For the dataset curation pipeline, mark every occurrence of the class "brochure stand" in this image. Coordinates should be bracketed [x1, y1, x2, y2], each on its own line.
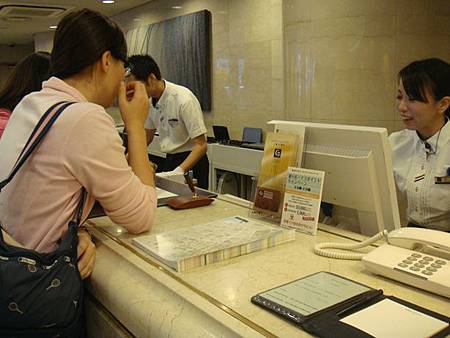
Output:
[248, 176, 281, 225]
[248, 131, 301, 224]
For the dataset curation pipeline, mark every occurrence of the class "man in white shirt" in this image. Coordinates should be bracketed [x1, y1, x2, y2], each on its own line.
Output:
[126, 55, 209, 188]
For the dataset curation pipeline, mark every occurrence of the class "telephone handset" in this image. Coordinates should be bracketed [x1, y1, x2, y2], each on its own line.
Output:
[314, 228, 450, 298]
[386, 228, 450, 259]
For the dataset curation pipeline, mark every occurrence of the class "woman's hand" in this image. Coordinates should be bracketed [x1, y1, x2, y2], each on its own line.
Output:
[118, 80, 155, 187]
[77, 229, 96, 279]
[118, 80, 149, 129]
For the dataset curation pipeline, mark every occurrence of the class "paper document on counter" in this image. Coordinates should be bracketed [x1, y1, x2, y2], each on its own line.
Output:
[341, 298, 448, 338]
[156, 187, 177, 199]
[132, 216, 295, 272]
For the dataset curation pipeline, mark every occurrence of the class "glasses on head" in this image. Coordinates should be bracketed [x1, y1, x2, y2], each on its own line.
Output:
[124, 66, 132, 79]
[124, 61, 134, 80]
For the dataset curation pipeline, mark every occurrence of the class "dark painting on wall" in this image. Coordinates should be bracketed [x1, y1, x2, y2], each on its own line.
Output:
[126, 10, 211, 111]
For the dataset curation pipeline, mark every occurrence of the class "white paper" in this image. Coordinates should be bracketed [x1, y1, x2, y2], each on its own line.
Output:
[341, 298, 448, 338]
[156, 187, 177, 199]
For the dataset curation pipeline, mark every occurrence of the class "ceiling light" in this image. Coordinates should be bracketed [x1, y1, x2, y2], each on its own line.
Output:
[49, 25, 57, 29]
[171, 6, 182, 9]
[102, 0, 115, 4]
[4, 16, 28, 22]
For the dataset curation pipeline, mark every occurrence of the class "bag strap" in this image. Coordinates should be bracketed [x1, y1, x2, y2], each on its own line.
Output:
[0, 101, 86, 225]
[75, 189, 86, 226]
[0, 101, 76, 190]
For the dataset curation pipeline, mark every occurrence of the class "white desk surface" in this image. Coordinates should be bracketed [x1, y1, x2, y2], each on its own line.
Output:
[207, 143, 263, 191]
[86, 195, 449, 338]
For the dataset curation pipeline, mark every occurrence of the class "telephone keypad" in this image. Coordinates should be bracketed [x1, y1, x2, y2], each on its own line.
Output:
[395, 252, 449, 280]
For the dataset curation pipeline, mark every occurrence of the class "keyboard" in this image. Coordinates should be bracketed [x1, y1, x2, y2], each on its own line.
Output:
[218, 140, 243, 146]
[241, 142, 265, 150]
[229, 140, 243, 146]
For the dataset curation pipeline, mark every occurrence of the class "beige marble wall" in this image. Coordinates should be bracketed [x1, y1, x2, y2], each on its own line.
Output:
[0, 44, 34, 87]
[113, 0, 284, 140]
[33, 31, 54, 53]
[34, 1, 449, 137]
[284, 0, 450, 133]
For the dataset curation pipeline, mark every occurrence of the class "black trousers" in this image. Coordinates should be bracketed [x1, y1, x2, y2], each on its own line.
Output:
[164, 151, 209, 189]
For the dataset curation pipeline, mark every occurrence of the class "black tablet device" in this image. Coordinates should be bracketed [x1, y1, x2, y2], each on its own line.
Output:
[251, 271, 373, 324]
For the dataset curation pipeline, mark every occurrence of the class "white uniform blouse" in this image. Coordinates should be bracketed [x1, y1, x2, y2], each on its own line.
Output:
[389, 120, 450, 231]
[144, 80, 207, 154]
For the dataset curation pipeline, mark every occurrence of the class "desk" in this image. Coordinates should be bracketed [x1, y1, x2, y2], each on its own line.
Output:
[85, 195, 449, 337]
[148, 139, 263, 197]
[207, 143, 263, 194]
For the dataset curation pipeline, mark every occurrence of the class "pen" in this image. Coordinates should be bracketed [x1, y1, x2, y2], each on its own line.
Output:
[184, 171, 197, 196]
[337, 289, 383, 318]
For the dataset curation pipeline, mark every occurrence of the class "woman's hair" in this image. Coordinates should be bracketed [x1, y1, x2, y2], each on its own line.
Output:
[399, 58, 450, 118]
[127, 54, 162, 81]
[0, 51, 51, 112]
[50, 8, 127, 79]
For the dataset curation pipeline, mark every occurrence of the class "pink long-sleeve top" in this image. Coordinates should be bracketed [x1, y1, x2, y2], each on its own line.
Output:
[0, 107, 11, 139]
[0, 77, 156, 252]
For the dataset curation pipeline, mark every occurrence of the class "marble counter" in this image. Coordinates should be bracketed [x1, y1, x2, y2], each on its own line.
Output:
[86, 195, 449, 337]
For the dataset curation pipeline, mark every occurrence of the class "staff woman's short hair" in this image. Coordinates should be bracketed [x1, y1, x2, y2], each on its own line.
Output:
[399, 58, 450, 118]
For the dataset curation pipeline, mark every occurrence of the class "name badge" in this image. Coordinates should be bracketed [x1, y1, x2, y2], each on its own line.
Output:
[435, 176, 450, 184]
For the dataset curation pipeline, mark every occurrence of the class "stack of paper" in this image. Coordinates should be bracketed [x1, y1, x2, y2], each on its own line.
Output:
[132, 216, 296, 272]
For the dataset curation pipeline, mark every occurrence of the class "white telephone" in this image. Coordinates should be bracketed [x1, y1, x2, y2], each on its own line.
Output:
[314, 228, 450, 298]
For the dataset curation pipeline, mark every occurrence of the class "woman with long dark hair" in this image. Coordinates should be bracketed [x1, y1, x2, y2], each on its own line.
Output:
[0, 51, 50, 138]
[0, 7, 157, 290]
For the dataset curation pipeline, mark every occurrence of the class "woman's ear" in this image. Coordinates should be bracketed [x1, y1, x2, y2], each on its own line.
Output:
[438, 96, 450, 115]
[147, 73, 156, 87]
[100, 51, 113, 73]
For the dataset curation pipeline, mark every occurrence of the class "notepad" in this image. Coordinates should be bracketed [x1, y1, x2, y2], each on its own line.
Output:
[341, 298, 448, 338]
[132, 216, 295, 272]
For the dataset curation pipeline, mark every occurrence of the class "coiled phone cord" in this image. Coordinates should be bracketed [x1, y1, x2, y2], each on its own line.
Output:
[314, 230, 388, 260]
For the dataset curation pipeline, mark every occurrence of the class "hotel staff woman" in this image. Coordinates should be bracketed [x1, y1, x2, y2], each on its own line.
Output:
[390, 58, 450, 232]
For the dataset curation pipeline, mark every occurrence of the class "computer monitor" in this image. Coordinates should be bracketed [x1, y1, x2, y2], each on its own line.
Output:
[242, 127, 262, 144]
[213, 126, 230, 142]
[268, 120, 401, 236]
